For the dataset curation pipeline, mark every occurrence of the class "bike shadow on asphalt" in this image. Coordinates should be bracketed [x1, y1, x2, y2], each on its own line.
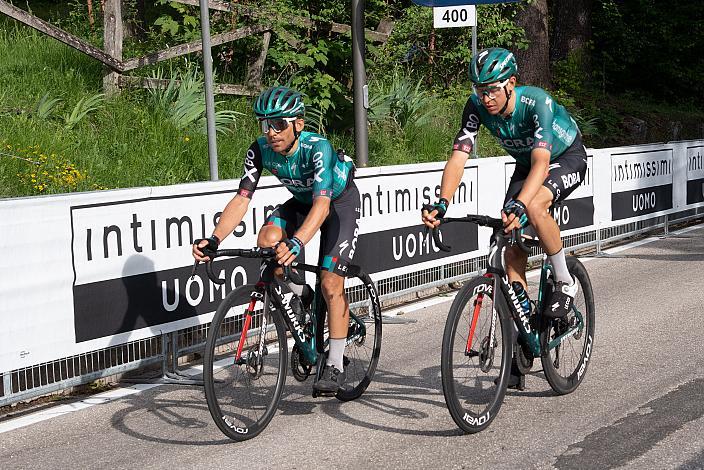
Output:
[107, 364, 564, 443]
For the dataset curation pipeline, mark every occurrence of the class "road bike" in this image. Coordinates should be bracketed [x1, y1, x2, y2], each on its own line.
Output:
[193, 245, 382, 441]
[432, 215, 595, 433]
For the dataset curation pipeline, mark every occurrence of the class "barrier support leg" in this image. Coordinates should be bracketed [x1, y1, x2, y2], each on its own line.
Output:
[121, 332, 203, 386]
[3, 372, 12, 400]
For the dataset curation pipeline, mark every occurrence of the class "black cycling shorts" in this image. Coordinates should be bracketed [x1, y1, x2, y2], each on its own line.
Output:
[265, 184, 361, 277]
[504, 134, 588, 205]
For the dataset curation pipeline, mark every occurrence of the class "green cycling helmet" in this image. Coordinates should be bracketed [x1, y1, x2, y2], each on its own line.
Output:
[469, 47, 518, 85]
[253, 86, 305, 119]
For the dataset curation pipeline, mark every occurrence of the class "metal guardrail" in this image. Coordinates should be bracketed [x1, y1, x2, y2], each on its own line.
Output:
[2, 209, 703, 408]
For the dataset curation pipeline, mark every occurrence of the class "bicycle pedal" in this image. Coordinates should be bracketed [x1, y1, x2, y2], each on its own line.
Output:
[465, 349, 480, 358]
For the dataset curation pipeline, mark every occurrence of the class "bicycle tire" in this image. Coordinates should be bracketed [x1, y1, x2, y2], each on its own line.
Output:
[441, 276, 512, 433]
[204, 285, 287, 441]
[540, 256, 595, 395]
[336, 276, 383, 402]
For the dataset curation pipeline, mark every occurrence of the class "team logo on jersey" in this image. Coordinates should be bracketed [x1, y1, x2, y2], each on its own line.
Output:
[243, 149, 258, 182]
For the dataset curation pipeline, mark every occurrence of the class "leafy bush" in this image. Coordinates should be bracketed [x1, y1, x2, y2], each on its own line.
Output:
[147, 67, 243, 134]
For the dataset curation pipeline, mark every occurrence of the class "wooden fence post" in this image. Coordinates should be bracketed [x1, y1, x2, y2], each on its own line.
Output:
[103, 0, 123, 95]
[246, 31, 271, 89]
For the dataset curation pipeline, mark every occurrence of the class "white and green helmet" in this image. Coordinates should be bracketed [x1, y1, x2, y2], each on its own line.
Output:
[469, 47, 518, 85]
[253, 86, 305, 119]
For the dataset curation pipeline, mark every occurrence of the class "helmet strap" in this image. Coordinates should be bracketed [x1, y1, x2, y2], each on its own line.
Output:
[499, 87, 513, 116]
[283, 126, 300, 154]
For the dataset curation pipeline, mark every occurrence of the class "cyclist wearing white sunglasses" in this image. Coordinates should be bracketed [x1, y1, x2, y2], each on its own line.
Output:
[424, 47, 587, 321]
[193, 86, 358, 394]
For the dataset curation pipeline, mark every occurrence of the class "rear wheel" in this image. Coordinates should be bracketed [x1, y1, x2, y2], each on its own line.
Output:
[441, 276, 512, 433]
[336, 274, 382, 402]
[204, 285, 287, 441]
[540, 257, 595, 395]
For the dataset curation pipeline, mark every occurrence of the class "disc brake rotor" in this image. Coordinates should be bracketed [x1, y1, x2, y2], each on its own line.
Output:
[479, 335, 496, 373]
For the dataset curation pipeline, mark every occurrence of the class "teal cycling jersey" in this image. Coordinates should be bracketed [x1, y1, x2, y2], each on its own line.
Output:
[237, 131, 355, 204]
[453, 86, 580, 167]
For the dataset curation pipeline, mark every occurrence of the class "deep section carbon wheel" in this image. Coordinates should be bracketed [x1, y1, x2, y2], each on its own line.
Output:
[540, 256, 595, 395]
[204, 285, 287, 441]
[335, 274, 382, 402]
[441, 276, 512, 433]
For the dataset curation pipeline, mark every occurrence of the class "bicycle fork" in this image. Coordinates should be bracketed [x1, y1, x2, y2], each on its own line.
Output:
[234, 288, 268, 372]
[465, 274, 498, 360]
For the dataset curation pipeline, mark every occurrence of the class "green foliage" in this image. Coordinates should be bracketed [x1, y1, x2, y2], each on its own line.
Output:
[370, 4, 528, 89]
[33, 93, 63, 120]
[63, 93, 105, 129]
[153, 0, 201, 43]
[369, 74, 433, 129]
[147, 67, 243, 134]
[592, 0, 704, 102]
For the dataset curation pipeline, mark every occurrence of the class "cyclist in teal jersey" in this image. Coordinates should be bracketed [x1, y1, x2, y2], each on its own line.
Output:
[423, 47, 587, 322]
[193, 86, 358, 393]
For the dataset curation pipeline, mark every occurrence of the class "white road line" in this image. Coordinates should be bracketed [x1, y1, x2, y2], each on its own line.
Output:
[1, 223, 700, 433]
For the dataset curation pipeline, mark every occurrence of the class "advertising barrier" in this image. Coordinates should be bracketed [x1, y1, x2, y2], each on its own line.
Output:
[1, 140, 703, 404]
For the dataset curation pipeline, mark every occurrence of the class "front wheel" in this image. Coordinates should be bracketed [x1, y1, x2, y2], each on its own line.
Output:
[336, 274, 382, 402]
[540, 256, 595, 395]
[204, 285, 287, 441]
[441, 276, 512, 433]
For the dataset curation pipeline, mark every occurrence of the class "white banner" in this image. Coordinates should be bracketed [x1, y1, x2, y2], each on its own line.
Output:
[608, 147, 675, 221]
[686, 144, 704, 205]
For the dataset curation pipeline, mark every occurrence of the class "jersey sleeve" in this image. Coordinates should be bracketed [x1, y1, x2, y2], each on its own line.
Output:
[530, 93, 556, 152]
[237, 141, 264, 199]
[311, 139, 335, 199]
[452, 97, 482, 155]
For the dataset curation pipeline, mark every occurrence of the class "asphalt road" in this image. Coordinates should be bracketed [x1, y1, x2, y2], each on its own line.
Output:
[1, 225, 704, 470]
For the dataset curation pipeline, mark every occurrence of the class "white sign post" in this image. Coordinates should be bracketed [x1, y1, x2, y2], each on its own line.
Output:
[433, 5, 476, 28]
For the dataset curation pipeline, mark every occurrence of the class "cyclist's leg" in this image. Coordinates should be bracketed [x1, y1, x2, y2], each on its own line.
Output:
[315, 186, 360, 391]
[535, 136, 588, 317]
[259, 199, 308, 293]
[503, 169, 534, 389]
[258, 198, 304, 247]
[504, 166, 530, 288]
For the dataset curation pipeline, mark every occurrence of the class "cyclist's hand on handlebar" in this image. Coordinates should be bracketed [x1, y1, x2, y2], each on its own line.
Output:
[502, 199, 528, 233]
[192, 236, 219, 262]
[275, 237, 303, 266]
[421, 198, 448, 228]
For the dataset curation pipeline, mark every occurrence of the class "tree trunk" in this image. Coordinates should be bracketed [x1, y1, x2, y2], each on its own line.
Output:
[87, 0, 94, 33]
[551, 0, 593, 62]
[513, 0, 551, 88]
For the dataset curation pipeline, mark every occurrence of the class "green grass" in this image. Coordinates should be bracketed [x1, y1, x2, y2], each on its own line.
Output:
[0, 20, 526, 198]
[0, 20, 486, 198]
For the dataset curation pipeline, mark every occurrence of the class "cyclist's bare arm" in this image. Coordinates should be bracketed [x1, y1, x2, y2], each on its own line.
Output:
[422, 150, 469, 228]
[192, 194, 250, 261]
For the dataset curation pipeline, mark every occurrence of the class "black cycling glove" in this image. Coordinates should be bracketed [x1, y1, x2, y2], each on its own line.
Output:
[423, 198, 449, 219]
[503, 199, 529, 228]
[194, 235, 220, 255]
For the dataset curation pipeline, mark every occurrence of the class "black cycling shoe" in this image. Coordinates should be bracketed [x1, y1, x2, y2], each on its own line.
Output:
[545, 276, 578, 319]
[313, 365, 346, 393]
[494, 360, 525, 390]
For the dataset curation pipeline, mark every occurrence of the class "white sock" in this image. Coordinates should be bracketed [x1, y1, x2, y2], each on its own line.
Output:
[548, 248, 573, 284]
[326, 338, 346, 371]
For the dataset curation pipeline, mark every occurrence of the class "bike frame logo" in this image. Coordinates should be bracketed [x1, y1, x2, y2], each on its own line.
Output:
[273, 284, 306, 342]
